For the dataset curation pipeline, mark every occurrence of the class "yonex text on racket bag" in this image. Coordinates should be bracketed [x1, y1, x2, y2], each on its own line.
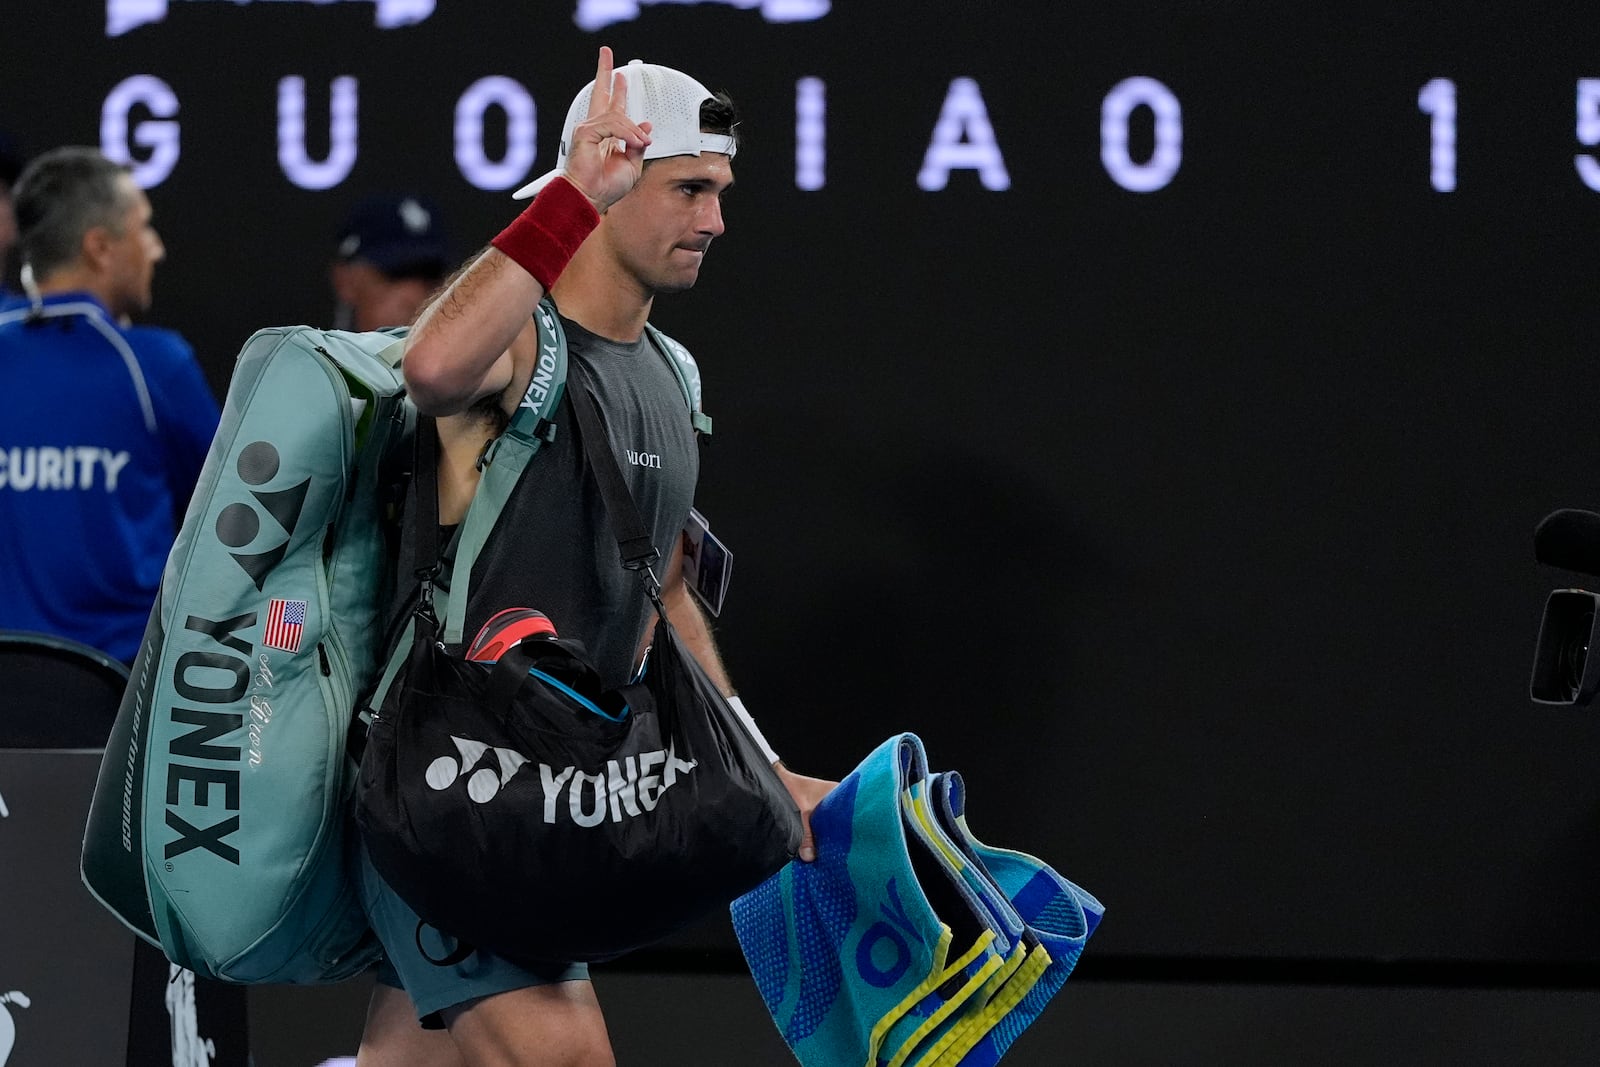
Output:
[80, 325, 414, 984]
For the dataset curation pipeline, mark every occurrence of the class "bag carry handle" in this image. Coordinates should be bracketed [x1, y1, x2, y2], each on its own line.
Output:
[485, 643, 539, 716]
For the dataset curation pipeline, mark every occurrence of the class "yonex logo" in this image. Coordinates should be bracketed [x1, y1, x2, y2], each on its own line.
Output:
[426, 736, 528, 804]
[541, 743, 698, 827]
[574, 0, 829, 31]
[163, 611, 256, 866]
[519, 332, 561, 417]
[425, 734, 698, 826]
[107, 0, 434, 37]
[214, 441, 310, 591]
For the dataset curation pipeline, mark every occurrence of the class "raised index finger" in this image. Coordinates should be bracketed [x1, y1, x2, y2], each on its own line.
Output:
[589, 45, 615, 117]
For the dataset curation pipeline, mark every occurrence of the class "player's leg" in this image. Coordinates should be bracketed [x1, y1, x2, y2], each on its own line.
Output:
[354, 837, 601, 1066]
[441, 982, 615, 1067]
[356, 982, 465, 1067]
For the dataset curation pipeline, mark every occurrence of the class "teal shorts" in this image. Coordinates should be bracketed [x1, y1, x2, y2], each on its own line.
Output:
[354, 839, 588, 1027]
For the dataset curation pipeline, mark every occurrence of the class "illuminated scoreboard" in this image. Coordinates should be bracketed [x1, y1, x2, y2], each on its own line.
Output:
[69, 3, 1600, 203]
[96, 66, 1189, 195]
[90, 35, 1600, 198]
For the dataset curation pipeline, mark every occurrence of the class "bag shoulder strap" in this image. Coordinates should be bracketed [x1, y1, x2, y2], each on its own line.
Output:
[643, 321, 712, 436]
[564, 358, 669, 619]
[440, 300, 568, 643]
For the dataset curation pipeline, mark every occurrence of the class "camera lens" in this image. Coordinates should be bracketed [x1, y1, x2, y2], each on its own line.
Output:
[1531, 590, 1600, 705]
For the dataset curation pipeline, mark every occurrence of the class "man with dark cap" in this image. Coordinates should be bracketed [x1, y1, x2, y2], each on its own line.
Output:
[330, 192, 451, 330]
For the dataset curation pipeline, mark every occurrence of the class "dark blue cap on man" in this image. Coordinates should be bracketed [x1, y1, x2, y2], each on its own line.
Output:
[335, 194, 450, 280]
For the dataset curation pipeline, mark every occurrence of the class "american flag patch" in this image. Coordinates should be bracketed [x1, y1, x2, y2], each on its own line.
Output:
[264, 598, 307, 654]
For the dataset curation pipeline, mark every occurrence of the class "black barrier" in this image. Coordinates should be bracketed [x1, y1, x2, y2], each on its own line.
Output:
[0, 750, 248, 1066]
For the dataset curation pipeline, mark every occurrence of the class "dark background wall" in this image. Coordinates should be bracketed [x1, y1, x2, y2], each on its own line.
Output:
[7, 2, 1600, 1058]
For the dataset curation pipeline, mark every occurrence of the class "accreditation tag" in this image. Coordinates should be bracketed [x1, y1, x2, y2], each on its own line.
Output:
[682, 507, 733, 617]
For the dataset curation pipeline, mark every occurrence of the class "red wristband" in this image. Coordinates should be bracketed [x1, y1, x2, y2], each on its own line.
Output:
[490, 176, 601, 291]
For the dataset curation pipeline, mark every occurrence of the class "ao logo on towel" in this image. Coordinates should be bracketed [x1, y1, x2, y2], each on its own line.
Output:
[213, 442, 310, 591]
[854, 877, 923, 989]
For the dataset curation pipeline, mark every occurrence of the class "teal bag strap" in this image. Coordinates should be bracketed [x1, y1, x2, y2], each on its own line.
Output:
[644, 322, 713, 437]
[442, 299, 569, 644]
[376, 332, 407, 371]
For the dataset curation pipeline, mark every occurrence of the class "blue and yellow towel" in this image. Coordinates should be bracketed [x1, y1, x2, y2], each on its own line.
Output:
[730, 734, 1101, 1066]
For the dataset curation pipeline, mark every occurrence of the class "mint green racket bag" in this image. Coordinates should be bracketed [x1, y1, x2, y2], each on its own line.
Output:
[81, 325, 412, 983]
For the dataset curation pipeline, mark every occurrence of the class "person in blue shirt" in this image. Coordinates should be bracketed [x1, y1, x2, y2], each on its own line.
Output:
[0, 147, 220, 663]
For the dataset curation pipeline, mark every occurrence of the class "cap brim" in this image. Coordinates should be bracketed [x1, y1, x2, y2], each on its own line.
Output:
[511, 169, 561, 201]
[354, 238, 451, 276]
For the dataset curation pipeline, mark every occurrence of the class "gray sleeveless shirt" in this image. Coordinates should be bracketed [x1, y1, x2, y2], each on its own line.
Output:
[460, 314, 701, 687]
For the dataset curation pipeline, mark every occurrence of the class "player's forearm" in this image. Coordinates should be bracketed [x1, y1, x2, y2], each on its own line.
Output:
[404, 177, 600, 415]
[661, 574, 784, 766]
[404, 247, 544, 415]
[662, 575, 733, 693]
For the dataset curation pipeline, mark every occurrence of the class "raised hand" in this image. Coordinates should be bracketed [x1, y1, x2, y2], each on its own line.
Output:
[562, 45, 653, 213]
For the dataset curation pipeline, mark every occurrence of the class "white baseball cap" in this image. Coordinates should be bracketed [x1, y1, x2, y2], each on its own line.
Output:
[512, 59, 737, 200]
